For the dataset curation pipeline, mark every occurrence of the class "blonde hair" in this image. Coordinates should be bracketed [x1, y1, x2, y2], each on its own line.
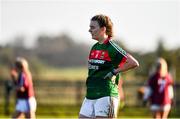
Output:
[15, 57, 32, 80]
[15, 57, 29, 71]
[156, 57, 168, 77]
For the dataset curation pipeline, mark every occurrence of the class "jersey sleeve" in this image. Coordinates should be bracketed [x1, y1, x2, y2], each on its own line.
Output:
[109, 40, 127, 68]
[19, 73, 30, 88]
[167, 73, 173, 85]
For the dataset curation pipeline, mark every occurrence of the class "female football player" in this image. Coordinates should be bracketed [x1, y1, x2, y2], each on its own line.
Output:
[143, 57, 174, 119]
[12, 57, 37, 119]
[79, 14, 139, 118]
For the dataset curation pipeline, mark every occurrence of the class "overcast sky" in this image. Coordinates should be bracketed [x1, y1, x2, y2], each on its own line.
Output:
[1, 0, 179, 52]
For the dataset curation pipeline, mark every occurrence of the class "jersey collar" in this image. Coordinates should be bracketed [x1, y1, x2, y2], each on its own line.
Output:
[103, 37, 111, 44]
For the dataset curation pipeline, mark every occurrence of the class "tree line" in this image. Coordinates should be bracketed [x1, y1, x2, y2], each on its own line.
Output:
[0, 33, 179, 82]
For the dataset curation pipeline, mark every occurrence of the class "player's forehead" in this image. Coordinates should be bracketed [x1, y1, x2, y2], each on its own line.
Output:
[89, 20, 100, 28]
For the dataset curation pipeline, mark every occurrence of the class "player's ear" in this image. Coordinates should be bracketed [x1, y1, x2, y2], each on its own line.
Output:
[101, 26, 106, 33]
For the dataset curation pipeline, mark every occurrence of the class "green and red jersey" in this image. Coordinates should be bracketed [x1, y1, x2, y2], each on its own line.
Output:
[86, 38, 127, 99]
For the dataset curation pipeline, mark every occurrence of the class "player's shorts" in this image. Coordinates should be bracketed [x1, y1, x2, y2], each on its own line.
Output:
[150, 104, 171, 111]
[79, 96, 119, 118]
[16, 97, 37, 112]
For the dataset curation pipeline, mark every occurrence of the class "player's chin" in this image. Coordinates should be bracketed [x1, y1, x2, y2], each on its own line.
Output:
[91, 34, 96, 39]
[92, 37, 98, 41]
[91, 35, 95, 39]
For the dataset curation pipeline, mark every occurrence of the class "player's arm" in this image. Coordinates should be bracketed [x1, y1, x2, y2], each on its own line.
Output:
[114, 53, 139, 73]
[16, 86, 25, 92]
[10, 68, 18, 84]
[16, 74, 26, 92]
[104, 54, 139, 79]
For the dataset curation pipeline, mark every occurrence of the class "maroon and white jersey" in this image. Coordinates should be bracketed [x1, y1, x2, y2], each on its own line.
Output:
[17, 72, 35, 99]
[148, 72, 173, 105]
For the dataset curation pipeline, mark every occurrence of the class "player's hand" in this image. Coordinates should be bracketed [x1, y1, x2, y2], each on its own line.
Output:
[104, 69, 117, 80]
[104, 72, 114, 79]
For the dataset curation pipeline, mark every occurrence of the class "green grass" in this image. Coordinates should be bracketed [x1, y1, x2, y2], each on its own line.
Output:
[36, 104, 80, 118]
[1, 103, 179, 118]
[118, 106, 151, 118]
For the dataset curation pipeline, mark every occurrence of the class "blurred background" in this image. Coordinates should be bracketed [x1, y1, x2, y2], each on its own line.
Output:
[0, 0, 179, 118]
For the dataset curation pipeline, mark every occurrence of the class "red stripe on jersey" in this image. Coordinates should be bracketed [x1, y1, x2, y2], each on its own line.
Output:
[89, 50, 111, 61]
[118, 56, 127, 68]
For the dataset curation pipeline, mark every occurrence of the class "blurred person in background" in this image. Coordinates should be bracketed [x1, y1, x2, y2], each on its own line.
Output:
[143, 57, 174, 119]
[79, 14, 139, 118]
[11, 57, 37, 119]
[4, 66, 17, 115]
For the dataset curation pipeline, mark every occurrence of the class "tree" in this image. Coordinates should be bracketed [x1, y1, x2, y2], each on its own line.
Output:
[10, 35, 26, 49]
[156, 37, 167, 57]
